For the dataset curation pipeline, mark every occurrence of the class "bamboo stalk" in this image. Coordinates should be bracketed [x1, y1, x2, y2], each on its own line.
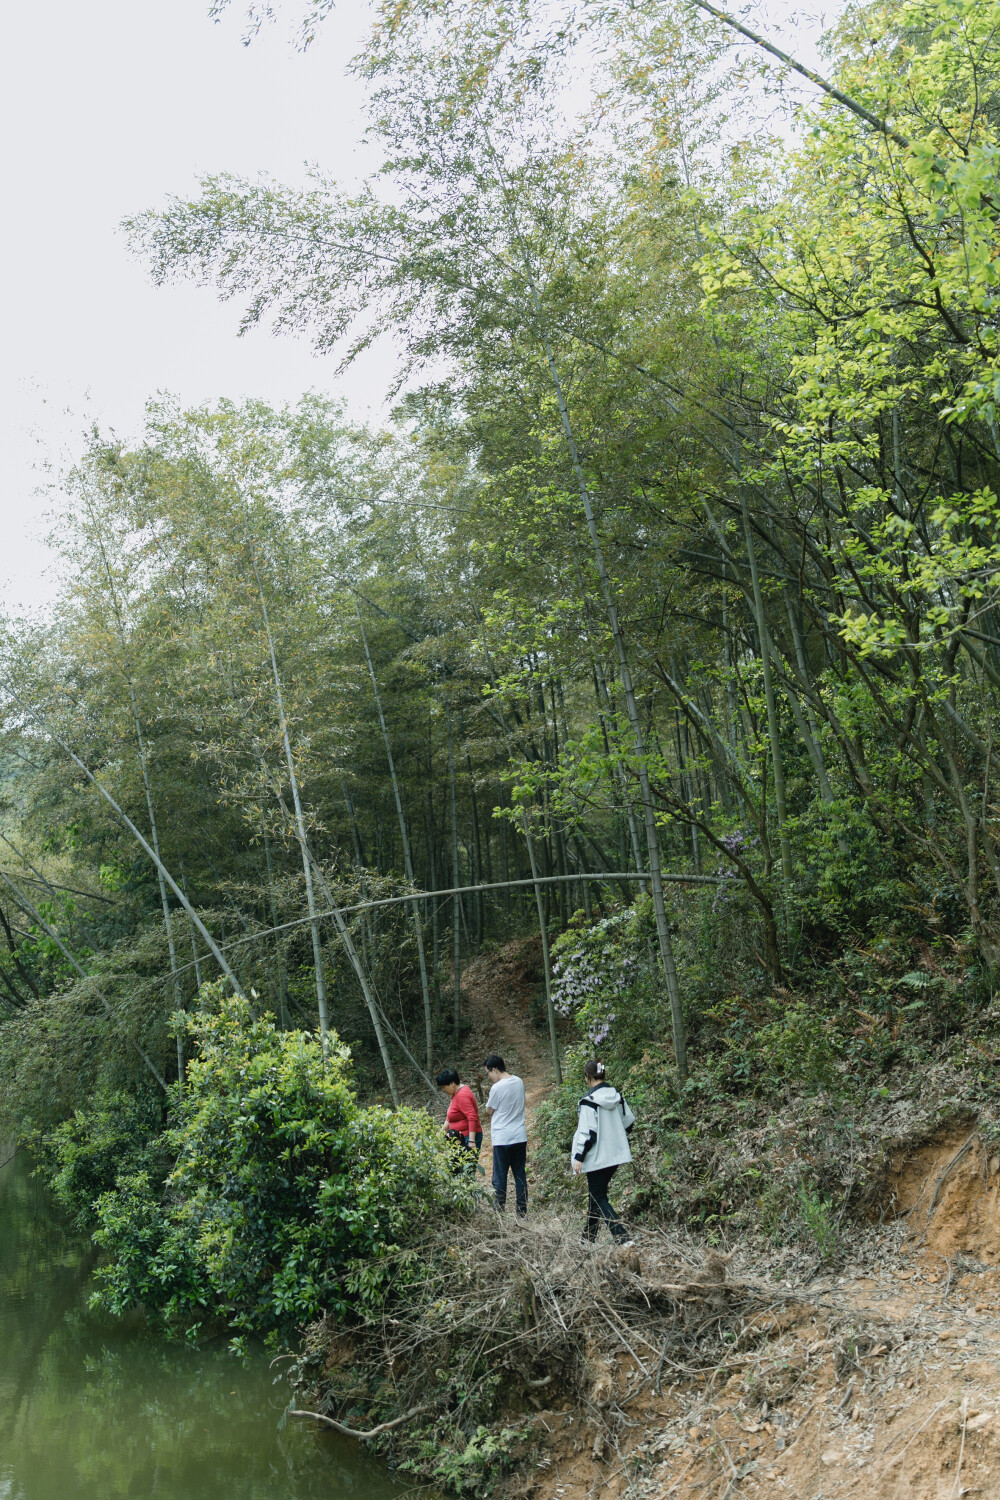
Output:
[355, 598, 434, 1072]
[13, 697, 245, 996]
[89, 521, 185, 1079]
[446, 710, 462, 1037]
[252, 560, 330, 1045]
[165, 871, 720, 979]
[526, 277, 688, 1083]
[300, 846, 401, 1106]
[0, 868, 167, 1090]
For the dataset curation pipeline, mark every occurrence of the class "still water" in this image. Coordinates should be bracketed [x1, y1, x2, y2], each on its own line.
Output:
[0, 1151, 417, 1500]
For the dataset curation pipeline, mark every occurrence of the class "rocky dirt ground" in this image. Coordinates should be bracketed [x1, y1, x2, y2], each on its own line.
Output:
[443, 944, 1000, 1500]
[500, 1129, 1000, 1500]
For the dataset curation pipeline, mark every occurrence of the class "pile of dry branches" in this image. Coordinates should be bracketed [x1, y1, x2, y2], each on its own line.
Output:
[288, 1204, 807, 1465]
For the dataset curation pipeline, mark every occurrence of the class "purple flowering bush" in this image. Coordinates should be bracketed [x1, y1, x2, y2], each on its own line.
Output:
[534, 897, 673, 1206]
[551, 907, 643, 1051]
[547, 894, 681, 1083]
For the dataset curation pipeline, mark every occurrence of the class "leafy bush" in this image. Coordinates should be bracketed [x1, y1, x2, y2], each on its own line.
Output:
[550, 897, 673, 1061]
[92, 988, 468, 1336]
[795, 1184, 840, 1259]
[38, 1086, 168, 1228]
[752, 1005, 843, 1093]
[403, 1422, 525, 1493]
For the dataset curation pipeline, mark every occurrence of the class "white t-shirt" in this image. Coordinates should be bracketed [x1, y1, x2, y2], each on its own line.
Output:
[486, 1075, 527, 1145]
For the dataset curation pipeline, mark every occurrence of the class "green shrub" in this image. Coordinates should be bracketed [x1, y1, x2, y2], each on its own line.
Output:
[92, 988, 468, 1336]
[795, 1184, 840, 1259]
[424, 1425, 525, 1493]
[39, 1086, 168, 1228]
[752, 1005, 843, 1092]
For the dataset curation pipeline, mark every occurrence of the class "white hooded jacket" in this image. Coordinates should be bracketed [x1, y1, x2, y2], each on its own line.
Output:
[570, 1084, 635, 1172]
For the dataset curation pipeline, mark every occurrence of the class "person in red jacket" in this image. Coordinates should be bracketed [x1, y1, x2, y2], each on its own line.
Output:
[436, 1069, 483, 1168]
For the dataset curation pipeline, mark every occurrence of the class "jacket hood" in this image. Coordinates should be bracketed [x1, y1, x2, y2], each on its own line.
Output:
[587, 1084, 623, 1109]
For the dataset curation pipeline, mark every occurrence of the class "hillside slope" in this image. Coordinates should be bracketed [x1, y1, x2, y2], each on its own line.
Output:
[427, 945, 1000, 1499]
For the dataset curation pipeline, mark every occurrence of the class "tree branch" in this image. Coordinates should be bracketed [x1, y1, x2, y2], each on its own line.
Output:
[690, 0, 910, 149]
[289, 1404, 431, 1440]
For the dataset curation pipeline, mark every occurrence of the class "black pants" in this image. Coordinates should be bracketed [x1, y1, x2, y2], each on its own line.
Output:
[492, 1142, 527, 1216]
[584, 1165, 627, 1241]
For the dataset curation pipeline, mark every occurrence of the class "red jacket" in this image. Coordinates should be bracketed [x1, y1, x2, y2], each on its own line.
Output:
[445, 1084, 481, 1138]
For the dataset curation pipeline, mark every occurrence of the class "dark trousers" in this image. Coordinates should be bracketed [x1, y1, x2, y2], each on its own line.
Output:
[492, 1142, 527, 1216]
[585, 1165, 627, 1241]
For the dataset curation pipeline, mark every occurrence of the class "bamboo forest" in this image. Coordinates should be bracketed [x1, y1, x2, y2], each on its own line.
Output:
[6, 0, 1000, 1494]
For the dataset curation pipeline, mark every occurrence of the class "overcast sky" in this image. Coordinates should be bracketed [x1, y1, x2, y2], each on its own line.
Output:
[0, 0, 384, 612]
[0, 0, 827, 615]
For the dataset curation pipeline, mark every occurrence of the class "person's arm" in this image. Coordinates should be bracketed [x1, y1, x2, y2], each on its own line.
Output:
[484, 1084, 496, 1119]
[621, 1096, 636, 1132]
[460, 1088, 481, 1136]
[570, 1103, 596, 1174]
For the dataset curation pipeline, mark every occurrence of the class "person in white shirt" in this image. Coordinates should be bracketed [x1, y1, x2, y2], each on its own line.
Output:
[483, 1053, 527, 1217]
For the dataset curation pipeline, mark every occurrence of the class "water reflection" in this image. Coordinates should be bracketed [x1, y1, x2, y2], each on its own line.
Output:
[0, 1152, 412, 1500]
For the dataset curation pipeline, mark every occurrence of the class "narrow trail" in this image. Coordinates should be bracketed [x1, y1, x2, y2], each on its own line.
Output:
[439, 945, 1000, 1497]
[490, 1123, 1000, 1500]
[450, 936, 556, 1155]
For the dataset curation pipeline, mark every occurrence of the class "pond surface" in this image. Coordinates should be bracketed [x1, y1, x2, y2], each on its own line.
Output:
[0, 1151, 417, 1500]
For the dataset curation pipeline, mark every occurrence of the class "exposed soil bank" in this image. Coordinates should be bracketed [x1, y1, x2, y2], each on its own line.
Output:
[308, 944, 1000, 1499]
[514, 1125, 1000, 1500]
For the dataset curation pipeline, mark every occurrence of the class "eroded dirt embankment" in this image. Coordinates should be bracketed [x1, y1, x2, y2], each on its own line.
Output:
[408, 947, 1000, 1499]
[508, 1126, 1000, 1500]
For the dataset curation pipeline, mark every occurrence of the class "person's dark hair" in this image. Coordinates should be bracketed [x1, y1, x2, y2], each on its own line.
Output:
[584, 1059, 607, 1082]
[483, 1054, 506, 1073]
[436, 1068, 460, 1088]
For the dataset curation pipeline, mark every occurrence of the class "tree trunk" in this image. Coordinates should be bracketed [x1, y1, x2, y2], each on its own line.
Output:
[355, 599, 434, 1071]
[525, 278, 687, 1082]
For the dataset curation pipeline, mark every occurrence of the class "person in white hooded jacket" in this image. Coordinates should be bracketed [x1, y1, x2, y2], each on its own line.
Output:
[570, 1059, 635, 1243]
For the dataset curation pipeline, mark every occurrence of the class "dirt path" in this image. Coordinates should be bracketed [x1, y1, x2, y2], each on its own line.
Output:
[450, 936, 556, 1153]
[443, 945, 1000, 1498]
[526, 1127, 1000, 1500]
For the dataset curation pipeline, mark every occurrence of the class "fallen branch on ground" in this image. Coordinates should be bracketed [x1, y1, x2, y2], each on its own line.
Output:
[289, 1403, 432, 1439]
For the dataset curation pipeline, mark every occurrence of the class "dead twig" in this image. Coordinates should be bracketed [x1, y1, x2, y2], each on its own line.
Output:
[290, 1403, 431, 1439]
[951, 1398, 969, 1500]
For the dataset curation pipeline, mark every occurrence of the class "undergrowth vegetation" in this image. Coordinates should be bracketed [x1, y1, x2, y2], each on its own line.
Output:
[537, 887, 1000, 1261]
[6, 0, 1000, 1489]
[43, 988, 465, 1340]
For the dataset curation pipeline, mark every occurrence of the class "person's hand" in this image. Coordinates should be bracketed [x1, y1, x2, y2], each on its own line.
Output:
[571, 1160, 583, 1175]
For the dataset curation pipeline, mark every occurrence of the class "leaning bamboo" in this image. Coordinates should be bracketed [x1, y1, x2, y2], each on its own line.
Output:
[10, 694, 245, 996]
[299, 843, 401, 1106]
[355, 598, 434, 1072]
[252, 559, 330, 1045]
[0, 868, 167, 1090]
[165, 870, 720, 981]
[87, 515, 186, 1079]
